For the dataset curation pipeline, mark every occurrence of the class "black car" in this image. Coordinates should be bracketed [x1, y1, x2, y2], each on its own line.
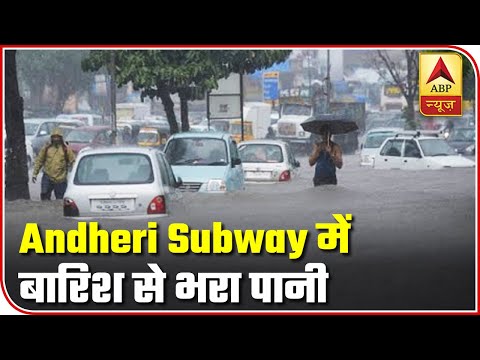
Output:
[447, 127, 475, 155]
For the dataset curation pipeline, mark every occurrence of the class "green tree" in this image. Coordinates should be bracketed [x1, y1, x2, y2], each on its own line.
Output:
[5, 50, 30, 200]
[17, 50, 94, 115]
[372, 50, 419, 129]
[82, 50, 292, 133]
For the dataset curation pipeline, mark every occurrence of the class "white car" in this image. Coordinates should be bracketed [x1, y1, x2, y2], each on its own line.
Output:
[359, 127, 403, 166]
[63, 146, 184, 218]
[372, 133, 476, 170]
[238, 139, 300, 182]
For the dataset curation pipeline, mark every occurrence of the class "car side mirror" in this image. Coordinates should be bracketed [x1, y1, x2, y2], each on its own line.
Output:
[175, 176, 183, 188]
[294, 160, 300, 168]
[360, 143, 363, 149]
[232, 158, 242, 167]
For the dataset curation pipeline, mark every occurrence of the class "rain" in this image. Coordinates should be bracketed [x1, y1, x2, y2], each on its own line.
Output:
[3, 48, 477, 312]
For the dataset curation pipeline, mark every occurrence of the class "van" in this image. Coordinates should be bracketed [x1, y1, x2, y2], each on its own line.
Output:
[164, 132, 245, 193]
[56, 113, 108, 127]
[137, 126, 170, 149]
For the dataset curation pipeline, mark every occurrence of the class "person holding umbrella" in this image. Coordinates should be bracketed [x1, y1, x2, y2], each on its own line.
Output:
[308, 126, 343, 186]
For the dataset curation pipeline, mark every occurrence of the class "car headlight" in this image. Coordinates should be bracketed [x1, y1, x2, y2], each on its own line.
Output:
[299, 131, 305, 137]
[205, 179, 227, 192]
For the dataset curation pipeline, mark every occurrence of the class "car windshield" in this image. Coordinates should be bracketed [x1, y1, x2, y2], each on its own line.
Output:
[138, 132, 159, 143]
[24, 122, 40, 136]
[65, 130, 98, 143]
[419, 139, 457, 156]
[449, 128, 475, 142]
[282, 104, 312, 116]
[239, 144, 284, 163]
[74, 153, 154, 185]
[364, 132, 396, 148]
[165, 138, 228, 166]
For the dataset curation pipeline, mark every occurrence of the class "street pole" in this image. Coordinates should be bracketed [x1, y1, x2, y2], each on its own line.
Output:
[326, 49, 330, 113]
[240, 74, 244, 142]
[109, 51, 117, 144]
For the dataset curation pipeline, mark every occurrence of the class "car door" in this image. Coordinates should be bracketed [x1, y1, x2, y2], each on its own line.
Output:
[375, 139, 404, 169]
[401, 139, 424, 170]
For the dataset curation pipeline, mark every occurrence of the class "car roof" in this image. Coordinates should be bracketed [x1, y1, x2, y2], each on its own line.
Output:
[24, 118, 58, 123]
[168, 131, 231, 140]
[77, 145, 160, 156]
[387, 134, 442, 140]
[238, 139, 288, 146]
[71, 125, 111, 131]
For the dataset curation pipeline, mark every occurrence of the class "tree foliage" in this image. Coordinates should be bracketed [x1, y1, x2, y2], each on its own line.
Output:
[17, 50, 94, 115]
[82, 50, 292, 133]
[371, 50, 419, 129]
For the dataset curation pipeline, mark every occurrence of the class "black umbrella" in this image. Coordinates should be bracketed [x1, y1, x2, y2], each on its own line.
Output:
[300, 113, 359, 135]
[301, 114, 359, 147]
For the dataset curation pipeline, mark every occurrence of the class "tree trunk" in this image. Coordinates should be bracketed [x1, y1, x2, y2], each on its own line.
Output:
[5, 50, 30, 200]
[157, 85, 179, 134]
[405, 98, 417, 130]
[178, 89, 190, 132]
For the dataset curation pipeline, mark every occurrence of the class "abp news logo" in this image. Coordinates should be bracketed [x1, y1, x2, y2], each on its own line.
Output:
[419, 52, 463, 116]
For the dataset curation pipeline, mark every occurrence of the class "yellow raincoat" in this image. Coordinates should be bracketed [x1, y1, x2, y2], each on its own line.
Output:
[32, 130, 76, 183]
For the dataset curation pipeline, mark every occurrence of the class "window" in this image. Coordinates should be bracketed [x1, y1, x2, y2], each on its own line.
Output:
[380, 139, 403, 157]
[74, 153, 154, 185]
[404, 140, 421, 158]
[165, 137, 228, 166]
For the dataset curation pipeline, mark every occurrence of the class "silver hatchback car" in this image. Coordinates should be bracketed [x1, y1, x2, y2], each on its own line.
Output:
[63, 146, 183, 218]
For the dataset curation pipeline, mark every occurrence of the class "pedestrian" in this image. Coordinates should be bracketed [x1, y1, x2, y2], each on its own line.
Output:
[31, 128, 76, 200]
[265, 126, 276, 139]
[308, 127, 343, 186]
[122, 126, 134, 144]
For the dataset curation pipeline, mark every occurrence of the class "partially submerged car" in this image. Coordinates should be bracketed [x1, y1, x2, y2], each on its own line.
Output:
[238, 139, 300, 182]
[164, 131, 245, 193]
[63, 146, 183, 218]
[372, 133, 475, 170]
[447, 127, 475, 156]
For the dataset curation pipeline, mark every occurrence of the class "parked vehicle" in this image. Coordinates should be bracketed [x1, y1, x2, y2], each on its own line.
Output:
[63, 146, 183, 218]
[238, 139, 300, 183]
[164, 132, 245, 193]
[25, 118, 84, 156]
[447, 127, 476, 155]
[137, 126, 170, 149]
[372, 133, 475, 170]
[64, 126, 114, 154]
[56, 113, 108, 127]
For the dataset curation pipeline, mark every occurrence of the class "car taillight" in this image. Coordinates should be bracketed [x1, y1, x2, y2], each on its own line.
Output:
[147, 195, 166, 214]
[63, 197, 79, 217]
[279, 170, 291, 182]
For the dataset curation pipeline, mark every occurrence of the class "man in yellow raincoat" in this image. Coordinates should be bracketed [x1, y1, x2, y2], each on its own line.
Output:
[32, 128, 76, 200]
